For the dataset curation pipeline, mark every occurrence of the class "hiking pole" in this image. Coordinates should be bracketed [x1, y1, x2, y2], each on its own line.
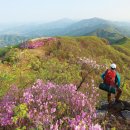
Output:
[76, 68, 96, 91]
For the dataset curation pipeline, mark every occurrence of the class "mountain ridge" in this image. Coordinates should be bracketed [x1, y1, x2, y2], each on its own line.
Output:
[0, 17, 130, 46]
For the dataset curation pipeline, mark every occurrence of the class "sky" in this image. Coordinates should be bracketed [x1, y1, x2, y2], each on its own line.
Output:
[0, 0, 130, 23]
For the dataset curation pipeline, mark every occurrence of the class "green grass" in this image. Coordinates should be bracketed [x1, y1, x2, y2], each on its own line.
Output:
[112, 38, 130, 59]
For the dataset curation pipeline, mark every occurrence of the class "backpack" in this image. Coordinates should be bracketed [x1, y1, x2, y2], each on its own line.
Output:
[104, 69, 116, 86]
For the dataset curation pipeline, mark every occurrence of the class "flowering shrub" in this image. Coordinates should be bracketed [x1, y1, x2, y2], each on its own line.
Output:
[20, 37, 57, 49]
[77, 57, 107, 90]
[78, 57, 107, 70]
[28, 41, 45, 49]
[0, 79, 102, 130]
[20, 40, 44, 49]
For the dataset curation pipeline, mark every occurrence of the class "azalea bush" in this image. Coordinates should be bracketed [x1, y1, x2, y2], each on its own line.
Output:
[20, 40, 44, 49]
[20, 37, 57, 49]
[78, 57, 107, 72]
[76, 57, 107, 90]
[0, 79, 102, 130]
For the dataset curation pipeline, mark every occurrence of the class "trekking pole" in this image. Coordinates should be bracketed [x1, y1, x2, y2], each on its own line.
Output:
[76, 68, 96, 91]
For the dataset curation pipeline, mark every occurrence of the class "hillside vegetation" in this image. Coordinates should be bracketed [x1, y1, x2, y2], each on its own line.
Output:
[1, 36, 130, 129]
[0, 36, 130, 99]
[112, 38, 130, 56]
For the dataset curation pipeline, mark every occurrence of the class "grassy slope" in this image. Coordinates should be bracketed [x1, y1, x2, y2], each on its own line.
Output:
[87, 29, 124, 43]
[0, 36, 130, 100]
[55, 36, 130, 69]
[47, 36, 130, 100]
[112, 38, 130, 56]
[112, 38, 130, 98]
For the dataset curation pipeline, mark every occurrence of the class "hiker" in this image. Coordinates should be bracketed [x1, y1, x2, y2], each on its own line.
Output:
[101, 63, 122, 103]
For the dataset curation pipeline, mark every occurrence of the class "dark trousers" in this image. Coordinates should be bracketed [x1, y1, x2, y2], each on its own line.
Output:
[108, 87, 122, 103]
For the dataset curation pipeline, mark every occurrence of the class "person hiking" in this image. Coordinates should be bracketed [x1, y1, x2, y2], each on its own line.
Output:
[101, 63, 122, 103]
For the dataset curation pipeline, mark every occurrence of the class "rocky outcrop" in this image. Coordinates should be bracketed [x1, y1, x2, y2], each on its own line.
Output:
[97, 100, 130, 129]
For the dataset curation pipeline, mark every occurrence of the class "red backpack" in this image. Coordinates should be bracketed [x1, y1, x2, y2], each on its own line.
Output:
[104, 69, 116, 86]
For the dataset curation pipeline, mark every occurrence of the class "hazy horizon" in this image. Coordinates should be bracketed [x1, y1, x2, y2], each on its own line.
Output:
[0, 0, 130, 24]
[0, 17, 130, 25]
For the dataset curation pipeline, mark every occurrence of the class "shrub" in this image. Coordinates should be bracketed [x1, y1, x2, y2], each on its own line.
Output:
[38, 58, 81, 84]
[2, 48, 20, 64]
[0, 79, 102, 130]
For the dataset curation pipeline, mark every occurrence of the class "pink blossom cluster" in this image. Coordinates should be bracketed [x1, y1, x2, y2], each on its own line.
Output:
[0, 79, 102, 130]
[0, 86, 19, 126]
[20, 37, 57, 49]
[28, 41, 45, 49]
[20, 40, 44, 49]
[78, 57, 107, 69]
[47, 37, 57, 42]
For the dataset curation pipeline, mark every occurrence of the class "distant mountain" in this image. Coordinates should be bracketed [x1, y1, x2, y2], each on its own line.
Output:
[62, 17, 111, 35]
[0, 35, 28, 47]
[61, 18, 129, 43]
[0, 18, 75, 37]
[0, 17, 130, 46]
[39, 18, 75, 29]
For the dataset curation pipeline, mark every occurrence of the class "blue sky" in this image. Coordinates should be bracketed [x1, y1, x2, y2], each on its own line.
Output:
[0, 0, 130, 23]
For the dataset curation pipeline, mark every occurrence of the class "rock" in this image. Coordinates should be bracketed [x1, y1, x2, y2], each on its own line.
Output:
[121, 110, 130, 124]
[98, 101, 109, 110]
[99, 100, 130, 112]
[97, 100, 130, 130]
[96, 110, 107, 119]
[121, 101, 130, 111]
[108, 102, 125, 112]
